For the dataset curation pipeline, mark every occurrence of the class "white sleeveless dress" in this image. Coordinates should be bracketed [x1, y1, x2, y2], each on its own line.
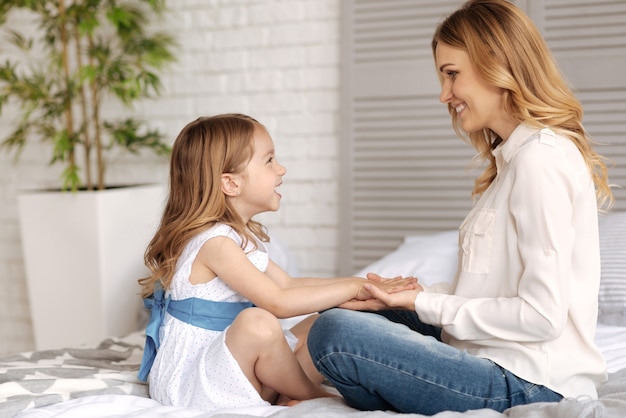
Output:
[148, 224, 297, 411]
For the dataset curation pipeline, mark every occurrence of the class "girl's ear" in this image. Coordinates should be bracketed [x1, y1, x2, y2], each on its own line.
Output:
[221, 173, 241, 197]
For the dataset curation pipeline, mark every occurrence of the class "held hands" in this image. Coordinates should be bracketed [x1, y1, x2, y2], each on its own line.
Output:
[343, 273, 422, 311]
[356, 273, 419, 299]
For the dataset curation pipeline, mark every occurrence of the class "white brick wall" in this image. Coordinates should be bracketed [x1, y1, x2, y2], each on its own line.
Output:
[0, 0, 342, 355]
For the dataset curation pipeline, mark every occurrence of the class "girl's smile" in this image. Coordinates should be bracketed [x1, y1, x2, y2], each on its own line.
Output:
[232, 127, 287, 222]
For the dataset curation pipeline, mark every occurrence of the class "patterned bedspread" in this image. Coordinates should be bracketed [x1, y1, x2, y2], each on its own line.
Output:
[0, 332, 148, 417]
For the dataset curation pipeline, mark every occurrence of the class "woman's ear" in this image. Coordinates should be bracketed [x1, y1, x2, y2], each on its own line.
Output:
[221, 173, 241, 197]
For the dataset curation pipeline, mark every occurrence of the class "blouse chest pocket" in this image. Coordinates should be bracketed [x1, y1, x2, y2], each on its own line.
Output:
[459, 208, 496, 275]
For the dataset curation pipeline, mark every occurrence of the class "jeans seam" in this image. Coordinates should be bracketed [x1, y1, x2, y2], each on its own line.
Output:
[319, 352, 508, 402]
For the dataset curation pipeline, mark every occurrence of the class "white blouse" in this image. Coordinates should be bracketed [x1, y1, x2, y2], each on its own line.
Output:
[416, 122, 607, 399]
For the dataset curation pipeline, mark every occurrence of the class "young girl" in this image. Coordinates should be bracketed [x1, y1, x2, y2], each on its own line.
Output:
[307, 0, 614, 415]
[137, 114, 415, 412]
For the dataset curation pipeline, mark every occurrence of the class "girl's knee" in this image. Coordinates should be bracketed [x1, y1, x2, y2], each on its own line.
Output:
[233, 307, 283, 342]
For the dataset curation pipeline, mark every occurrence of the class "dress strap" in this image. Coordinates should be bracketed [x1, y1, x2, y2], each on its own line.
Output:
[137, 284, 253, 382]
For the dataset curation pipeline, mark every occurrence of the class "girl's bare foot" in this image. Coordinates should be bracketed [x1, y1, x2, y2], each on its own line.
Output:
[276, 388, 339, 406]
[276, 394, 294, 406]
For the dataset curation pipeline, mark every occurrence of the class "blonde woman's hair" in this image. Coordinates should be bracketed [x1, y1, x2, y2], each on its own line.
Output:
[432, 0, 613, 206]
[139, 114, 270, 298]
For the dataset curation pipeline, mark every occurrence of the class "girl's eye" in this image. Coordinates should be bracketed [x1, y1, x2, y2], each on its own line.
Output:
[267, 156, 274, 163]
[447, 71, 458, 80]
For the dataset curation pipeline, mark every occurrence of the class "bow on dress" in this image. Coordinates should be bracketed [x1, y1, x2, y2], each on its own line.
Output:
[137, 283, 253, 382]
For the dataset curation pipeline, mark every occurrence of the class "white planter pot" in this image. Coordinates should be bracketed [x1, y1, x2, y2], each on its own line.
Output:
[18, 184, 165, 350]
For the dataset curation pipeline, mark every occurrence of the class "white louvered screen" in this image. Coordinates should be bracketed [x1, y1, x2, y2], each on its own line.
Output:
[351, 1, 457, 63]
[339, 0, 626, 275]
[339, 0, 468, 275]
[577, 88, 626, 207]
[541, 0, 626, 211]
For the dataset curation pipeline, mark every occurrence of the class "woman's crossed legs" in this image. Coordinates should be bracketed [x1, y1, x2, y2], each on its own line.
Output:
[307, 309, 562, 415]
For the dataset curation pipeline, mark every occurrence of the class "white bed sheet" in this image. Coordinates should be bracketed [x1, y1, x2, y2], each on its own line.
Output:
[595, 323, 626, 373]
[16, 394, 285, 417]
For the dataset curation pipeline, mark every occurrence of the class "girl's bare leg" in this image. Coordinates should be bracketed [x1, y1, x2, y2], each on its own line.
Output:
[289, 314, 325, 385]
[225, 308, 335, 403]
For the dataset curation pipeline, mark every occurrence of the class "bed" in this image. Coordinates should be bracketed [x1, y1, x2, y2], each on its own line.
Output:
[2, 211, 626, 418]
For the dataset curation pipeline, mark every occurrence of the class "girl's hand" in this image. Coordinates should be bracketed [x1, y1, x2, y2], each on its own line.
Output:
[344, 280, 422, 311]
[341, 286, 420, 311]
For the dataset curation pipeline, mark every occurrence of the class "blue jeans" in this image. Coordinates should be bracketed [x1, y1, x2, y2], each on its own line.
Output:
[307, 309, 563, 415]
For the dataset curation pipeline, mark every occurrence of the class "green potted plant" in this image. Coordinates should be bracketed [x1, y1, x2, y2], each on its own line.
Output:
[0, 0, 177, 350]
[0, 0, 175, 190]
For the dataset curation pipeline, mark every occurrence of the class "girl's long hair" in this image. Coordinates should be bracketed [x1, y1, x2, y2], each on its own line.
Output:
[432, 0, 613, 207]
[139, 114, 269, 298]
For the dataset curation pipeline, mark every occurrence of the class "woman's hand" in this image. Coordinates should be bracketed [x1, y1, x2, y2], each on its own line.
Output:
[344, 273, 422, 311]
[355, 273, 418, 300]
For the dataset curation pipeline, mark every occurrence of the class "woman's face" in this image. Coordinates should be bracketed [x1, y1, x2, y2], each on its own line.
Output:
[435, 42, 517, 140]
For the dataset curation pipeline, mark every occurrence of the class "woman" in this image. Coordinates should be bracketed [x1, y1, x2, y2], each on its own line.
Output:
[307, 0, 613, 414]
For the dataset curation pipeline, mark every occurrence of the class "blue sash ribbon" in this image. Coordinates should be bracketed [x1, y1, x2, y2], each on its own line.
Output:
[137, 284, 253, 381]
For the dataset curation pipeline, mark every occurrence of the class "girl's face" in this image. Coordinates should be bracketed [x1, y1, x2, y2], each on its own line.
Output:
[435, 42, 517, 140]
[234, 127, 287, 221]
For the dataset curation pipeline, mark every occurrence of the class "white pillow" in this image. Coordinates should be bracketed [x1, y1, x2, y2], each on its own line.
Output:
[266, 231, 300, 277]
[598, 211, 626, 326]
[355, 229, 459, 286]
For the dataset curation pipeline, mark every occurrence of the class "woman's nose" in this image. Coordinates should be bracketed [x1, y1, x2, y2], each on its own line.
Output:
[439, 81, 452, 103]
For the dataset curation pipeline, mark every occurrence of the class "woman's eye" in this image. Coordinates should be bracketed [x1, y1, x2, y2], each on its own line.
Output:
[447, 71, 458, 80]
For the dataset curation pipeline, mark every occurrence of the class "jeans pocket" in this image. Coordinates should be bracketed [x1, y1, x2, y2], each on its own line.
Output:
[459, 208, 496, 274]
